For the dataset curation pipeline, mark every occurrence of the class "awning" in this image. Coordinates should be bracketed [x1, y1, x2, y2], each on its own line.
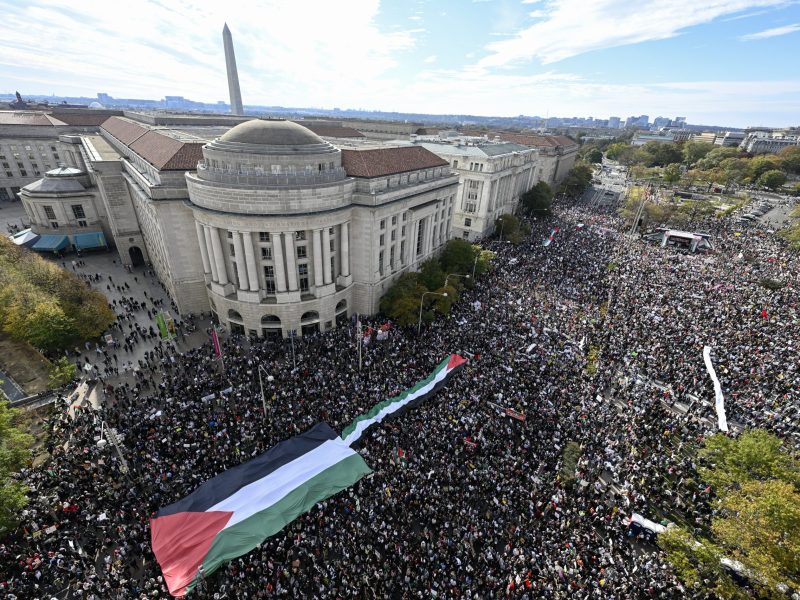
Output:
[73, 231, 107, 250]
[32, 234, 70, 252]
[10, 228, 40, 247]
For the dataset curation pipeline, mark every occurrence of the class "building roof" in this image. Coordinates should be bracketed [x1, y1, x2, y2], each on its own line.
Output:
[100, 116, 206, 170]
[341, 146, 448, 178]
[129, 131, 205, 170]
[0, 111, 55, 126]
[23, 175, 86, 194]
[304, 125, 364, 139]
[492, 133, 578, 149]
[415, 141, 531, 158]
[218, 119, 324, 146]
[101, 116, 149, 145]
[50, 111, 121, 126]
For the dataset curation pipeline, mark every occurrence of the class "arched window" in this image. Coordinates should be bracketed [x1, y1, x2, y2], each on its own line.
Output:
[300, 311, 320, 323]
[228, 309, 243, 322]
[260, 315, 281, 326]
[335, 300, 347, 314]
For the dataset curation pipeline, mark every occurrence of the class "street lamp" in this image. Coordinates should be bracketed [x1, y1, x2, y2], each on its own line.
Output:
[257, 364, 274, 416]
[472, 254, 480, 279]
[444, 273, 470, 289]
[417, 291, 447, 335]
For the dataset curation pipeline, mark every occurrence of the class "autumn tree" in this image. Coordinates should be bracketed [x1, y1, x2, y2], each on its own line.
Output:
[0, 393, 33, 534]
[757, 169, 787, 191]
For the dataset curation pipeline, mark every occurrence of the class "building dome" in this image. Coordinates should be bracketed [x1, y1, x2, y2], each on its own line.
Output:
[218, 119, 323, 147]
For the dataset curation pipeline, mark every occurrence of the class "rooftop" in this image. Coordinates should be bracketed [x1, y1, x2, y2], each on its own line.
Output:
[341, 146, 448, 178]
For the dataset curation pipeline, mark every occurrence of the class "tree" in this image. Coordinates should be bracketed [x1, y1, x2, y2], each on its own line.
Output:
[778, 145, 800, 174]
[757, 169, 787, 191]
[696, 147, 740, 171]
[3, 300, 78, 352]
[663, 430, 800, 597]
[662, 163, 682, 184]
[439, 239, 487, 278]
[583, 147, 603, 164]
[0, 394, 33, 534]
[379, 273, 429, 327]
[748, 155, 783, 181]
[417, 258, 445, 291]
[605, 142, 629, 160]
[682, 141, 714, 166]
[495, 214, 529, 245]
[48, 356, 77, 388]
[520, 181, 554, 215]
[559, 163, 593, 197]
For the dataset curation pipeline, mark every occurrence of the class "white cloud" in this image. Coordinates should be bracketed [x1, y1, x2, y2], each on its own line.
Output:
[0, 0, 420, 106]
[477, 0, 788, 67]
[740, 22, 800, 39]
[423, 55, 437, 63]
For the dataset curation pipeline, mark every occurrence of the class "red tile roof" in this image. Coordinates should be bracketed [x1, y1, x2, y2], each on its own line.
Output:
[341, 146, 448, 178]
[51, 111, 122, 126]
[101, 116, 149, 145]
[129, 131, 204, 170]
[101, 116, 205, 170]
[304, 125, 364, 138]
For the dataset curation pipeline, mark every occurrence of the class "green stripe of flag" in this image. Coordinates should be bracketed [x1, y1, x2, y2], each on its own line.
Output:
[339, 356, 450, 443]
[188, 452, 370, 593]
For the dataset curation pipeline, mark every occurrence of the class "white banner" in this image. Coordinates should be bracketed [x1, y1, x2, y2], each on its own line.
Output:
[703, 346, 728, 432]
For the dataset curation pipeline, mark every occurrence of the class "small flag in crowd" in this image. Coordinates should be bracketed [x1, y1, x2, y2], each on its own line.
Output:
[543, 228, 559, 247]
[211, 329, 222, 359]
[396, 447, 408, 467]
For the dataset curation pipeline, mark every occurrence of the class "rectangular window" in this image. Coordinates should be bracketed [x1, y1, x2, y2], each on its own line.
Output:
[468, 192, 478, 200]
[78, 220, 87, 228]
[389, 246, 395, 269]
[296, 245, 307, 259]
[330, 256, 336, 279]
[401, 225, 406, 237]
[453, 160, 458, 168]
[50, 221, 59, 228]
[259, 232, 270, 242]
[379, 250, 384, 276]
[464, 218, 472, 227]
[229, 244, 235, 256]
[416, 221, 425, 256]
[403, 212, 407, 221]
[469, 180, 479, 189]
[465, 202, 477, 213]
[298, 264, 309, 292]
[50, 146, 57, 152]
[260, 247, 272, 259]
[391, 230, 396, 241]
[53, 154, 59, 160]
[400, 240, 406, 264]
[380, 219, 385, 230]
[329, 239, 335, 252]
[1, 162, 8, 169]
[295, 231, 306, 241]
[379, 234, 384, 247]
[391, 215, 397, 225]
[44, 205, 56, 220]
[20, 170, 27, 177]
[71, 204, 86, 219]
[263, 266, 276, 293]
[226, 231, 233, 238]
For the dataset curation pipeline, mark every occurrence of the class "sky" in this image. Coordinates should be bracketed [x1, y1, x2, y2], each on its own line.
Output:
[1, 0, 799, 127]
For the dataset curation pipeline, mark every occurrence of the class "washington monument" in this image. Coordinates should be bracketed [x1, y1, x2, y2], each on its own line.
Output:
[222, 23, 244, 116]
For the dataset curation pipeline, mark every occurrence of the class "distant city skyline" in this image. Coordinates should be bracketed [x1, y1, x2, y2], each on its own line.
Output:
[1, 0, 799, 128]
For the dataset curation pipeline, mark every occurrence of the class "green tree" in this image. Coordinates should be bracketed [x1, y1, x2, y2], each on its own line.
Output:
[662, 163, 682, 184]
[605, 142, 629, 160]
[0, 394, 33, 534]
[439, 239, 487, 278]
[748, 155, 783, 181]
[559, 163, 593, 197]
[584, 147, 603, 163]
[520, 181, 554, 215]
[778, 145, 800, 174]
[495, 213, 529, 244]
[4, 300, 78, 351]
[379, 273, 428, 327]
[696, 147, 740, 171]
[663, 430, 800, 597]
[682, 141, 714, 166]
[757, 169, 787, 191]
[417, 258, 445, 291]
[48, 356, 77, 388]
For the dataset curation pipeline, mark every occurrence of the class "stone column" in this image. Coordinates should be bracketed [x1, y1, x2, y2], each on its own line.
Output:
[312, 229, 324, 287]
[283, 232, 298, 291]
[195, 222, 211, 275]
[340, 222, 350, 277]
[242, 231, 259, 291]
[322, 227, 332, 284]
[210, 227, 228, 285]
[272, 232, 287, 292]
[231, 231, 248, 290]
[203, 226, 218, 282]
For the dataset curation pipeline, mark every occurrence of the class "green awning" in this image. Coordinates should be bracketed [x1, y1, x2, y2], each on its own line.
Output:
[73, 231, 107, 249]
[32, 234, 69, 252]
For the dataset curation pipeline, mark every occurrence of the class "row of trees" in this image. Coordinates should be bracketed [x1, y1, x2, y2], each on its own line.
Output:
[607, 140, 800, 192]
[661, 429, 800, 598]
[0, 393, 32, 534]
[0, 237, 115, 352]
[379, 239, 494, 327]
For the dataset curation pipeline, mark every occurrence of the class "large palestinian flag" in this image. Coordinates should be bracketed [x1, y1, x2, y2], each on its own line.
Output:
[341, 354, 467, 446]
[150, 423, 371, 597]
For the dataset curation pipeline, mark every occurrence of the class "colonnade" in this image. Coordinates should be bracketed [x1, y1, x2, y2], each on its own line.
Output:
[194, 222, 350, 294]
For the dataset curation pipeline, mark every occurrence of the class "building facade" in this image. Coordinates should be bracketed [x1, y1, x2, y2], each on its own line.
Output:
[23, 116, 458, 336]
[412, 141, 537, 241]
[740, 132, 799, 154]
[0, 109, 121, 203]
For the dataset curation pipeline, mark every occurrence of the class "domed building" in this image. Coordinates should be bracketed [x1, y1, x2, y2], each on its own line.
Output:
[63, 114, 458, 338]
[185, 119, 459, 337]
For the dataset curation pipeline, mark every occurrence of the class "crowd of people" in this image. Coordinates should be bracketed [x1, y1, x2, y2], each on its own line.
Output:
[1, 190, 797, 599]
